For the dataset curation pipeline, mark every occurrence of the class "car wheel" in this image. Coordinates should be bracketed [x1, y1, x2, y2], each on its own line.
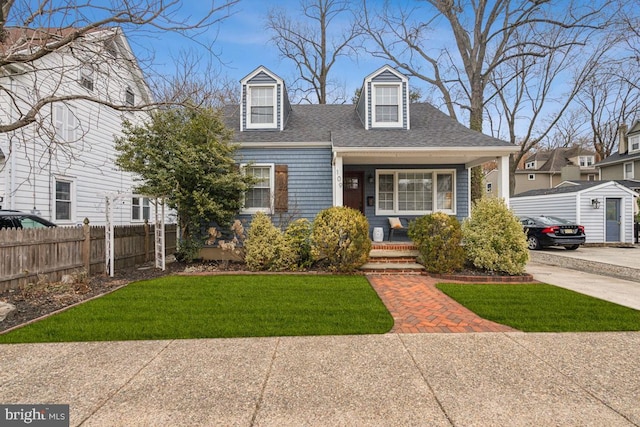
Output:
[527, 235, 541, 250]
[564, 245, 580, 250]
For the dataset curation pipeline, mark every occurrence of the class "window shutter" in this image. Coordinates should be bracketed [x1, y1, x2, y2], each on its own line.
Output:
[274, 165, 288, 213]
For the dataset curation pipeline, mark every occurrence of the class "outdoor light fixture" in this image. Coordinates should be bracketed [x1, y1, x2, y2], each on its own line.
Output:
[368, 174, 374, 184]
[591, 198, 601, 209]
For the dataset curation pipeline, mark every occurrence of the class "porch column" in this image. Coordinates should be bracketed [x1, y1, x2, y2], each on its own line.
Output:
[332, 154, 343, 207]
[497, 154, 510, 206]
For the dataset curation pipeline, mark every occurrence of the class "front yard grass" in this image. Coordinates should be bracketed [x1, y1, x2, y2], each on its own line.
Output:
[437, 283, 640, 332]
[0, 275, 393, 343]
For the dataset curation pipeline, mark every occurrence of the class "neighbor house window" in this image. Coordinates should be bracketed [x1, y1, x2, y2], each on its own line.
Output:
[486, 182, 493, 192]
[624, 162, 634, 179]
[79, 65, 94, 91]
[54, 105, 77, 141]
[55, 179, 73, 221]
[630, 136, 640, 152]
[372, 84, 402, 127]
[579, 156, 594, 167]
[242, 164, 274, 213]
[376, 169, 455, 215]
[528, 174, 535, 180]
[125, 87, 135, 106]
[248, 86, 275, 127]
[132, 197, 150, 221]
[525, 161, 536, 169]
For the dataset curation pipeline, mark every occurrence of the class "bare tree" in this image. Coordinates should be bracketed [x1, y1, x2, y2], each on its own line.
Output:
[0, 0, 239, 134]
[266, 0, 362, 104]
[359, 0, 616, 199]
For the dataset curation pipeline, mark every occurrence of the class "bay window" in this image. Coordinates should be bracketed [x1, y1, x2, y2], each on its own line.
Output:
[376, 169, 455, 215]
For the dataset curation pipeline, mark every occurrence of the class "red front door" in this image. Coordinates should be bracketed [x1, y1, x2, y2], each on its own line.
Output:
[343, 172, 364, 214]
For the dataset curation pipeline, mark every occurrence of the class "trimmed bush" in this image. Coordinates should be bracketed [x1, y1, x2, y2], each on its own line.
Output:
[311, 207, 372, 272]
[244, 212, 295, 271]
[284, 218, 313, 270]
[408, 212, 465, 274]
[462, 198, 529, 275]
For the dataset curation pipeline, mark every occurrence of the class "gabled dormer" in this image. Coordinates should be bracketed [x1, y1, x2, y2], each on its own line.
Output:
[240, 66, 291, 131]
[356, 65, 409, 130]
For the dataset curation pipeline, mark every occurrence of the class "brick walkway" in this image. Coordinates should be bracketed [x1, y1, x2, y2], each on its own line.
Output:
[367, 275, 517, 333]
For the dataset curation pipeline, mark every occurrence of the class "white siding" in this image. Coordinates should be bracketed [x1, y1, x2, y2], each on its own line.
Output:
[510, 194, 578, 222]
[0, 33, 155, 226]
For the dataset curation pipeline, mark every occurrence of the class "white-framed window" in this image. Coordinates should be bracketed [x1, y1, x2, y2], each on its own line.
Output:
[242, 164, 274, 214]
[372, 83, 402, 128]
[247, 85, 276, 128]
[132, 197, 150, 221]
[624, 162, 634, 179]
[630, 135, 640, 152]
[54, 104, 77, 141]
[54, 178, 74, 222]
[79, 65, 94, 91]
[375, 169, 455, 215]
[579, 156, 594, 167]
[525, 161, 536, 169]
[528, 174, 536, 180]
[125, 87, 135, 107]
[486, 182, 493, 192]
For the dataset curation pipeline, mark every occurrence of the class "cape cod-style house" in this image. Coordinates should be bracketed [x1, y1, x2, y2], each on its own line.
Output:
[0, 27, 158, 226]
[225, 65, 517, 240]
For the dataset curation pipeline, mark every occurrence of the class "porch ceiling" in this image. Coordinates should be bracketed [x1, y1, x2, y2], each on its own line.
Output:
[336, 147, 517, 168]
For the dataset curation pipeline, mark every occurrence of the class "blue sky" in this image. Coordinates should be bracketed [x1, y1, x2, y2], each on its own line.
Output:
[141, 0, 391, 102]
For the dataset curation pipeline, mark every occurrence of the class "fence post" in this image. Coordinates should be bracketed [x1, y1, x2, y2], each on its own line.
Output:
[83, 218, 91, 273]
[144, 219, 150, 262]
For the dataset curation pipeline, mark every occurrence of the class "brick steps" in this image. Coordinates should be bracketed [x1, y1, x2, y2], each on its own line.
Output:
[362, 243, 424, 274]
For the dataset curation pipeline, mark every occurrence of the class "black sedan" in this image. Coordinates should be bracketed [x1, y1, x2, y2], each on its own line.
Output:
[0, 210, 57, 229]
[519, 216, 585, 250]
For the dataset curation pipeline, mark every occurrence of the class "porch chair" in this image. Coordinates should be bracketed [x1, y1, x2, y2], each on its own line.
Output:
[388, 217, 409, 241]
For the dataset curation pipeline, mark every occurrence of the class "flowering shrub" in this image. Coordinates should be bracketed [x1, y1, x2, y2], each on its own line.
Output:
[408, 212, 465, 274]
[311, 207, 371, 272]
[462, 198, 529, 275]
[244, 212, 295, 271]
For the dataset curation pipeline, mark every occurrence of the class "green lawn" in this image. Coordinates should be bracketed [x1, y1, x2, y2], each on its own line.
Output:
[0, 275, 393, 343]
[437, 283, 640, 332]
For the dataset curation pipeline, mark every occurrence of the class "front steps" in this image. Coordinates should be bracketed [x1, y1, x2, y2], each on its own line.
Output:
[360, 242, 425, 274]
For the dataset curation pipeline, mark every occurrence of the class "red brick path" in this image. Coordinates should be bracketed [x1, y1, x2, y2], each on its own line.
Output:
[367, 275, 517, 333]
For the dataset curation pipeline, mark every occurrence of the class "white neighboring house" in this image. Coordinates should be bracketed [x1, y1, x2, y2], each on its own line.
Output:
[0, 27, 160, 226]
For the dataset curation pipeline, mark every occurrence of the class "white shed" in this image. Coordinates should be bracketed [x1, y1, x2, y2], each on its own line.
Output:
[510, 181, 638, 244]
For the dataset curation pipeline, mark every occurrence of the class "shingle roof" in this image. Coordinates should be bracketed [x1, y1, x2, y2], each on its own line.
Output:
[521, 146, 596, 172]
[223, 103, 514, 148]
[513, 180, 639, 197]
[594, 150, 640, 166]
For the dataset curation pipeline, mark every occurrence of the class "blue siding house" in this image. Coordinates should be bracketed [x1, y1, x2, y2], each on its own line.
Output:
[225, 65, 516, 240]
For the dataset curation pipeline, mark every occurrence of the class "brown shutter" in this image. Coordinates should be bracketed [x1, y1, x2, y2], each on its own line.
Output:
[274, 165, 288, 213]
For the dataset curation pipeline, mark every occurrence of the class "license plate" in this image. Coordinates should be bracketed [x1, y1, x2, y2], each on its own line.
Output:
[563, 229, 576, 234]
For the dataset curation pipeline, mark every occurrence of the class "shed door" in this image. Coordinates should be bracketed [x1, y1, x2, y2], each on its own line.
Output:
[605, 198, 621, 242]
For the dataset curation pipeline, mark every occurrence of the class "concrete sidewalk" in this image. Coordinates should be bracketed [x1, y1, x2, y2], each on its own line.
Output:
[1, 332, 639, 426]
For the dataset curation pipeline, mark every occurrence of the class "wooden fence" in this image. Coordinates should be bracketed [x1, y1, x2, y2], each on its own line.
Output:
[0, 222, 177, 292]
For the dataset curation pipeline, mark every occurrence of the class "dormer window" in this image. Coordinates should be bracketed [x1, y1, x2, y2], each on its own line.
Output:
[372, 83, 402, 128]
[525, 161, 536, 169]
[579, 156, 594, 167]
[249, 86, 275, 127]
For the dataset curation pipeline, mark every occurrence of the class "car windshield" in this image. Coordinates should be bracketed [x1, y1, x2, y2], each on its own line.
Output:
[535, 216, 572, 225]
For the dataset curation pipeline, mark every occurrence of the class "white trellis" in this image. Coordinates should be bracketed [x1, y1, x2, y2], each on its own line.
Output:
[105, 193, 166, 277]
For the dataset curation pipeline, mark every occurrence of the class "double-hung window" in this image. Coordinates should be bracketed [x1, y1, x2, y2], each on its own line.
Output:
[54, 105, 77, 142]
[248, 86, 275, 128]
[55, 179, 73, 222]
[132, 197, 150, 221]
[372, 84, 402, 128]
[579, 156, 594, 167]
[630, 136, 640, 153]
[624, 162, 634, 179]
[79, 65, 94, 91]
[242, 164, 274, 213]
[376, 170, 455, 215]
[125, 87, 135, 107]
